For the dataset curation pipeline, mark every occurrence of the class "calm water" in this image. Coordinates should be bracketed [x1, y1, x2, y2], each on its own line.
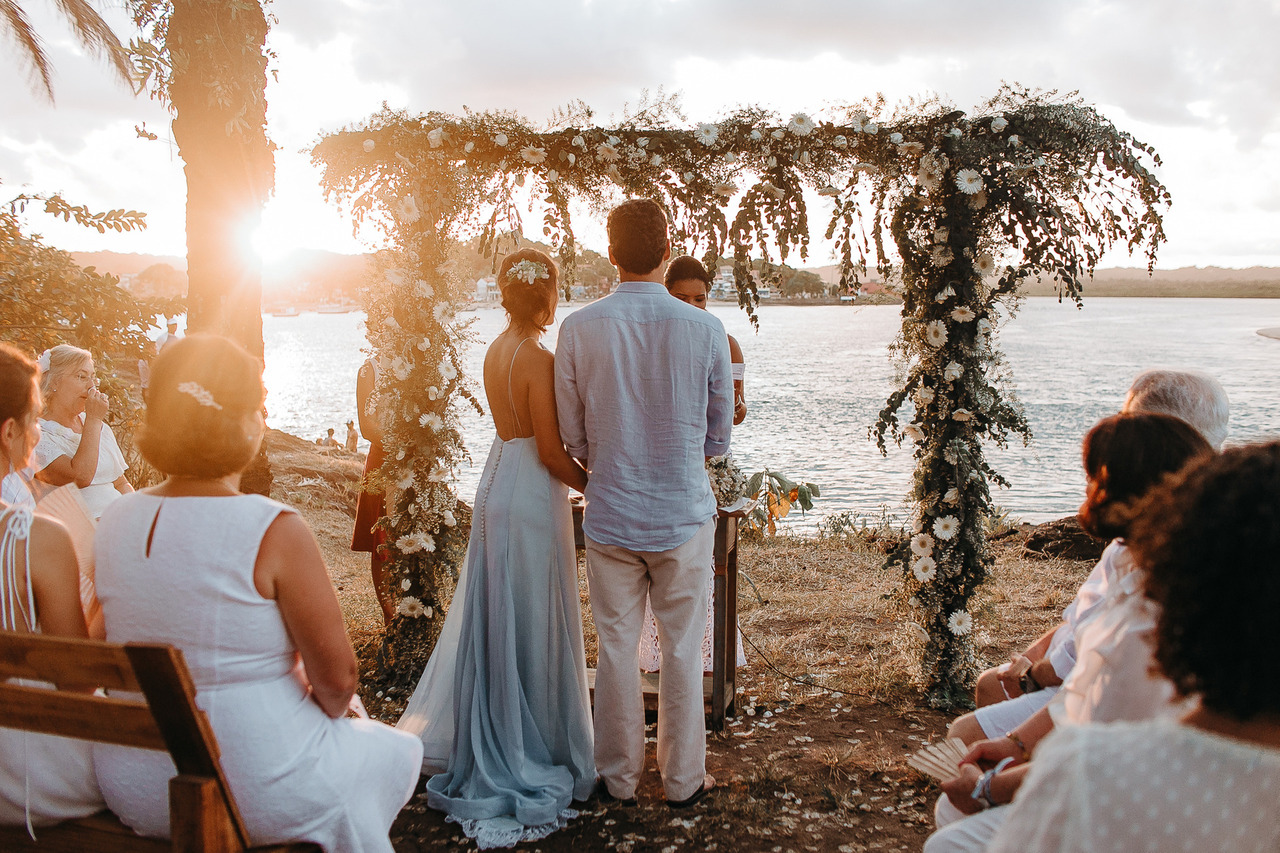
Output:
[263, 298, 1280, 530]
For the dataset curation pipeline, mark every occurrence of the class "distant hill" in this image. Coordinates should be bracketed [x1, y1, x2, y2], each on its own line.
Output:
[72, 251, 186, 276]
[803, 263, 1280, 298]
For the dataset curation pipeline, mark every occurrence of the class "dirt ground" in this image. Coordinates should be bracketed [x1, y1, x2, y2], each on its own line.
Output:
[268, 430, 1091, 852]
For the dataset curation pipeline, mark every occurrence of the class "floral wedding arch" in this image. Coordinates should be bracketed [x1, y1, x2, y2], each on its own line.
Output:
[312, 86, 1167, 705]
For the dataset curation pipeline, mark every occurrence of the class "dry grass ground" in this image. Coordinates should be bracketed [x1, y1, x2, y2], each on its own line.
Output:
[268, 431, 1094, 852]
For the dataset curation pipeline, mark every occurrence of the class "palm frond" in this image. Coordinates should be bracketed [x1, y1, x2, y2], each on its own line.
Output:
[52, 0, 132, 84]
[1, 0, 55, 99]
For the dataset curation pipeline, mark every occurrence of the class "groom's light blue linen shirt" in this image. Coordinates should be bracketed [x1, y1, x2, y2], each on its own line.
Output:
[555, 280, 734, 552]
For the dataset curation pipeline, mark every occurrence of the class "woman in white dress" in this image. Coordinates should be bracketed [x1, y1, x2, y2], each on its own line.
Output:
[0, 342, 105, 831]
[33, 345, 132, 520]
[397, 248, 595, 849]
[988, 441, 1280, 853]
[92, 334, 422, 852]
[637, 255, 746, 674]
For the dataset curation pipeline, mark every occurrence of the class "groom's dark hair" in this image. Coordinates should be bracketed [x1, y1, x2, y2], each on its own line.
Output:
[607, 199, 668, 275]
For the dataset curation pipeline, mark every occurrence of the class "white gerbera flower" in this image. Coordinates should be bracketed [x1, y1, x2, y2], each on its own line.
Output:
[694, 123, 720, 146]
[951, 306, 977, 323]
[438, 358, 457, 381]
[916, 385, 935, 404]
[976, 253, 996, 276]
[917, 169, 940, 191]
[395, 469, 415, 490]
[911, 557, 937, 583]
[852, 162, 878, 174]
[955, 169, 984, 195]
[362, 138, 375, 153]
[520, 146, 546, 165]
[947, 610, 974, 636]
[990, 116, 1008, 133]
[427, 128, 444, 148]
[944, 361, 963, 382]
[952, 408, 974, 422]
[931, 246, 955, 268]
[788, 112, 817, 136]
[818, 185, 840, 197]
[713, 182, 737, 198]
[397, 596, 426, 618]
[943, 487, 960, 505]
[422, 412, 444, 431]
[934, 515, 960, 540]
[910, 532, 935, 557]
[925, 320, 948, 348]
[596, 142, 620, 162]
[494, 132, 509, 147]
[899, 141, 925, 157]
[393, 194, 420, 224]
[760, 181, 785, 200]
[903, 423, 925, 443]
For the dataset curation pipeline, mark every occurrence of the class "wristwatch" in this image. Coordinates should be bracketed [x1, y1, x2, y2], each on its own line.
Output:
[1018, 667, 1042, 694]
[970, 757, 1016, 810]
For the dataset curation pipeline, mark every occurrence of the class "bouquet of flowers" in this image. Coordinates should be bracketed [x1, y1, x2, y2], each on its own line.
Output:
[706, 455, 747, 507]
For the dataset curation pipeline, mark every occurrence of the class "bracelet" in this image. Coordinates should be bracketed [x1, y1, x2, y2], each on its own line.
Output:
[1018, 668, 1042, 694]
[970, 757, 1016, 810]
[1004, 731, 1032, 762]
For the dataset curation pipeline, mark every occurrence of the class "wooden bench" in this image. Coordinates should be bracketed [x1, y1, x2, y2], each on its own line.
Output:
[0, 630, 321, 852]
[572, 503, 742, 731]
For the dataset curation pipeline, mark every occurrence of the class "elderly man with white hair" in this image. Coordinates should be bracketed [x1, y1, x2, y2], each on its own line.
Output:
[924, 369, 1229, 853]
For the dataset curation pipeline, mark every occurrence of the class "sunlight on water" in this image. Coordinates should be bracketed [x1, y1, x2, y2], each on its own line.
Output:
[264, 298, 1280, 532]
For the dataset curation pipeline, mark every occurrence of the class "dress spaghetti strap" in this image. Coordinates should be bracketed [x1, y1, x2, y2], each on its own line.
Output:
[0, 506, 36, 632]
[507, 337, 535, 437]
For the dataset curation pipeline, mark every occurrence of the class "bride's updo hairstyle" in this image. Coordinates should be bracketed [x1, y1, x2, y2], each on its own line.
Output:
[498, 248, 559, 334]
[138, 334, 267, 478]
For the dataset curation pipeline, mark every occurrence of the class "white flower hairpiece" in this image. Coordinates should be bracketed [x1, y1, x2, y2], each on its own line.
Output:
[507, 260, 548, 285]
[177, 381, 222, 410]
[37, 350, 51, 373]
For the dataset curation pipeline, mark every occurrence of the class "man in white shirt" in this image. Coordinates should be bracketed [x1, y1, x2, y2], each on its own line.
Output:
[555, 198, 734, 807]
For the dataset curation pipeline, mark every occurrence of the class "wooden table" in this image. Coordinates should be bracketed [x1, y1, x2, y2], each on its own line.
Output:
[572, 501, 740, 731]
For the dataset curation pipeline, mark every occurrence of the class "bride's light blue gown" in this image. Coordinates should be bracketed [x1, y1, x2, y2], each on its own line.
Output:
[396, 348, 595, 849]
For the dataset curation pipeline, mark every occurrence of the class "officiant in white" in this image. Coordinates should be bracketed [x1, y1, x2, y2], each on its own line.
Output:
[555, 198, 734, 807]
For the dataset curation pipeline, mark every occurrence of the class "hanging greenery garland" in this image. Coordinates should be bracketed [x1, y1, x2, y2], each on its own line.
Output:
[313, 85, 1168, 702]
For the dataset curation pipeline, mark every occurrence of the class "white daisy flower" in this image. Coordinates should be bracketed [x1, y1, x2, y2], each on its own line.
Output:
[362, 138, 375, 153]
[818, 185, 841, 197]
[494, 132, 509, 147]
[397, 596, 426, 618]
[990, 116, 1008, 132]
[910, 532, 935, 556]
[944, 361, 963, 382]
[760, 181, 785, 200]
[955, 169, 984, 195]
[976, 253, 996, 276]
[788, 112, 817, 136]
[393, 194, 420, 224]
[952, 408, 974, 422]
[916, 169, 940, 191]
[934, 515, 960, 540]
[951, 306, 977, 323]
[899, 141, 924, 157]
[438, 358, 457, 381]
[520, 146, 546, 165]
[947, 610, 974, 636]
[395, 470, 415, 490]
[713, 182, 737, 198]
[943, 487, 960, 505]
[911, 557, 937, 583]
[925, 320, 948, 348]
[852, 162, 878, 174]
[422, 412, 444, 431]
[903, 423, 925, 443]
[694, 123, 720, 146]
[931, 246, 955, 268]
[596, 142, 620, 162]
[433, 302, 452, 323]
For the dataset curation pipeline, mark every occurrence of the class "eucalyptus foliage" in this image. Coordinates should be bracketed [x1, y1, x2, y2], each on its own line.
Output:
[313, 86, 1167, 699]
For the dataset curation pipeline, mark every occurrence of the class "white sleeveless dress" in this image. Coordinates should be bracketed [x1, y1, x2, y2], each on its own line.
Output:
[0, 505, 104, 831]
[397, 339, 595, 849]
[92, 494, 423, 852]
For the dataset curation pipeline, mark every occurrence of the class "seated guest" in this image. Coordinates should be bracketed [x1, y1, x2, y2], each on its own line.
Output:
[987, 442, 1280, 852]
[0, 342, 105, 828]
[92, 335, 422, 852]
[953, 370, 1229, 742]
[33, 345, 132, 521]
[926, 412, 1212, 853]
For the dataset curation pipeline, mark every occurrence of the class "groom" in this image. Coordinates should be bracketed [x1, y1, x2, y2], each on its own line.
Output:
[555, 198, 734, 807]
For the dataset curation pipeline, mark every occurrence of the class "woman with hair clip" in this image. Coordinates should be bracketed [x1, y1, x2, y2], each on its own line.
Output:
[398, 248, 595, 849]
[91, 334, 422, 852]
[0, 342, 104, 830]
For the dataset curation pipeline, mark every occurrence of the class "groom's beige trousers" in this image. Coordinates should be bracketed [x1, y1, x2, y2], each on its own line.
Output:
[585, 518, 714, 802]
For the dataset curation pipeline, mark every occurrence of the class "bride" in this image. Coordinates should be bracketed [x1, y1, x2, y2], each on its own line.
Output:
[397, 248, 595, 848]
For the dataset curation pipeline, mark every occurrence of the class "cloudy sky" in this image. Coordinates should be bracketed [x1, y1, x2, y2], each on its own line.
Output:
[4, 0, 1279, 268]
